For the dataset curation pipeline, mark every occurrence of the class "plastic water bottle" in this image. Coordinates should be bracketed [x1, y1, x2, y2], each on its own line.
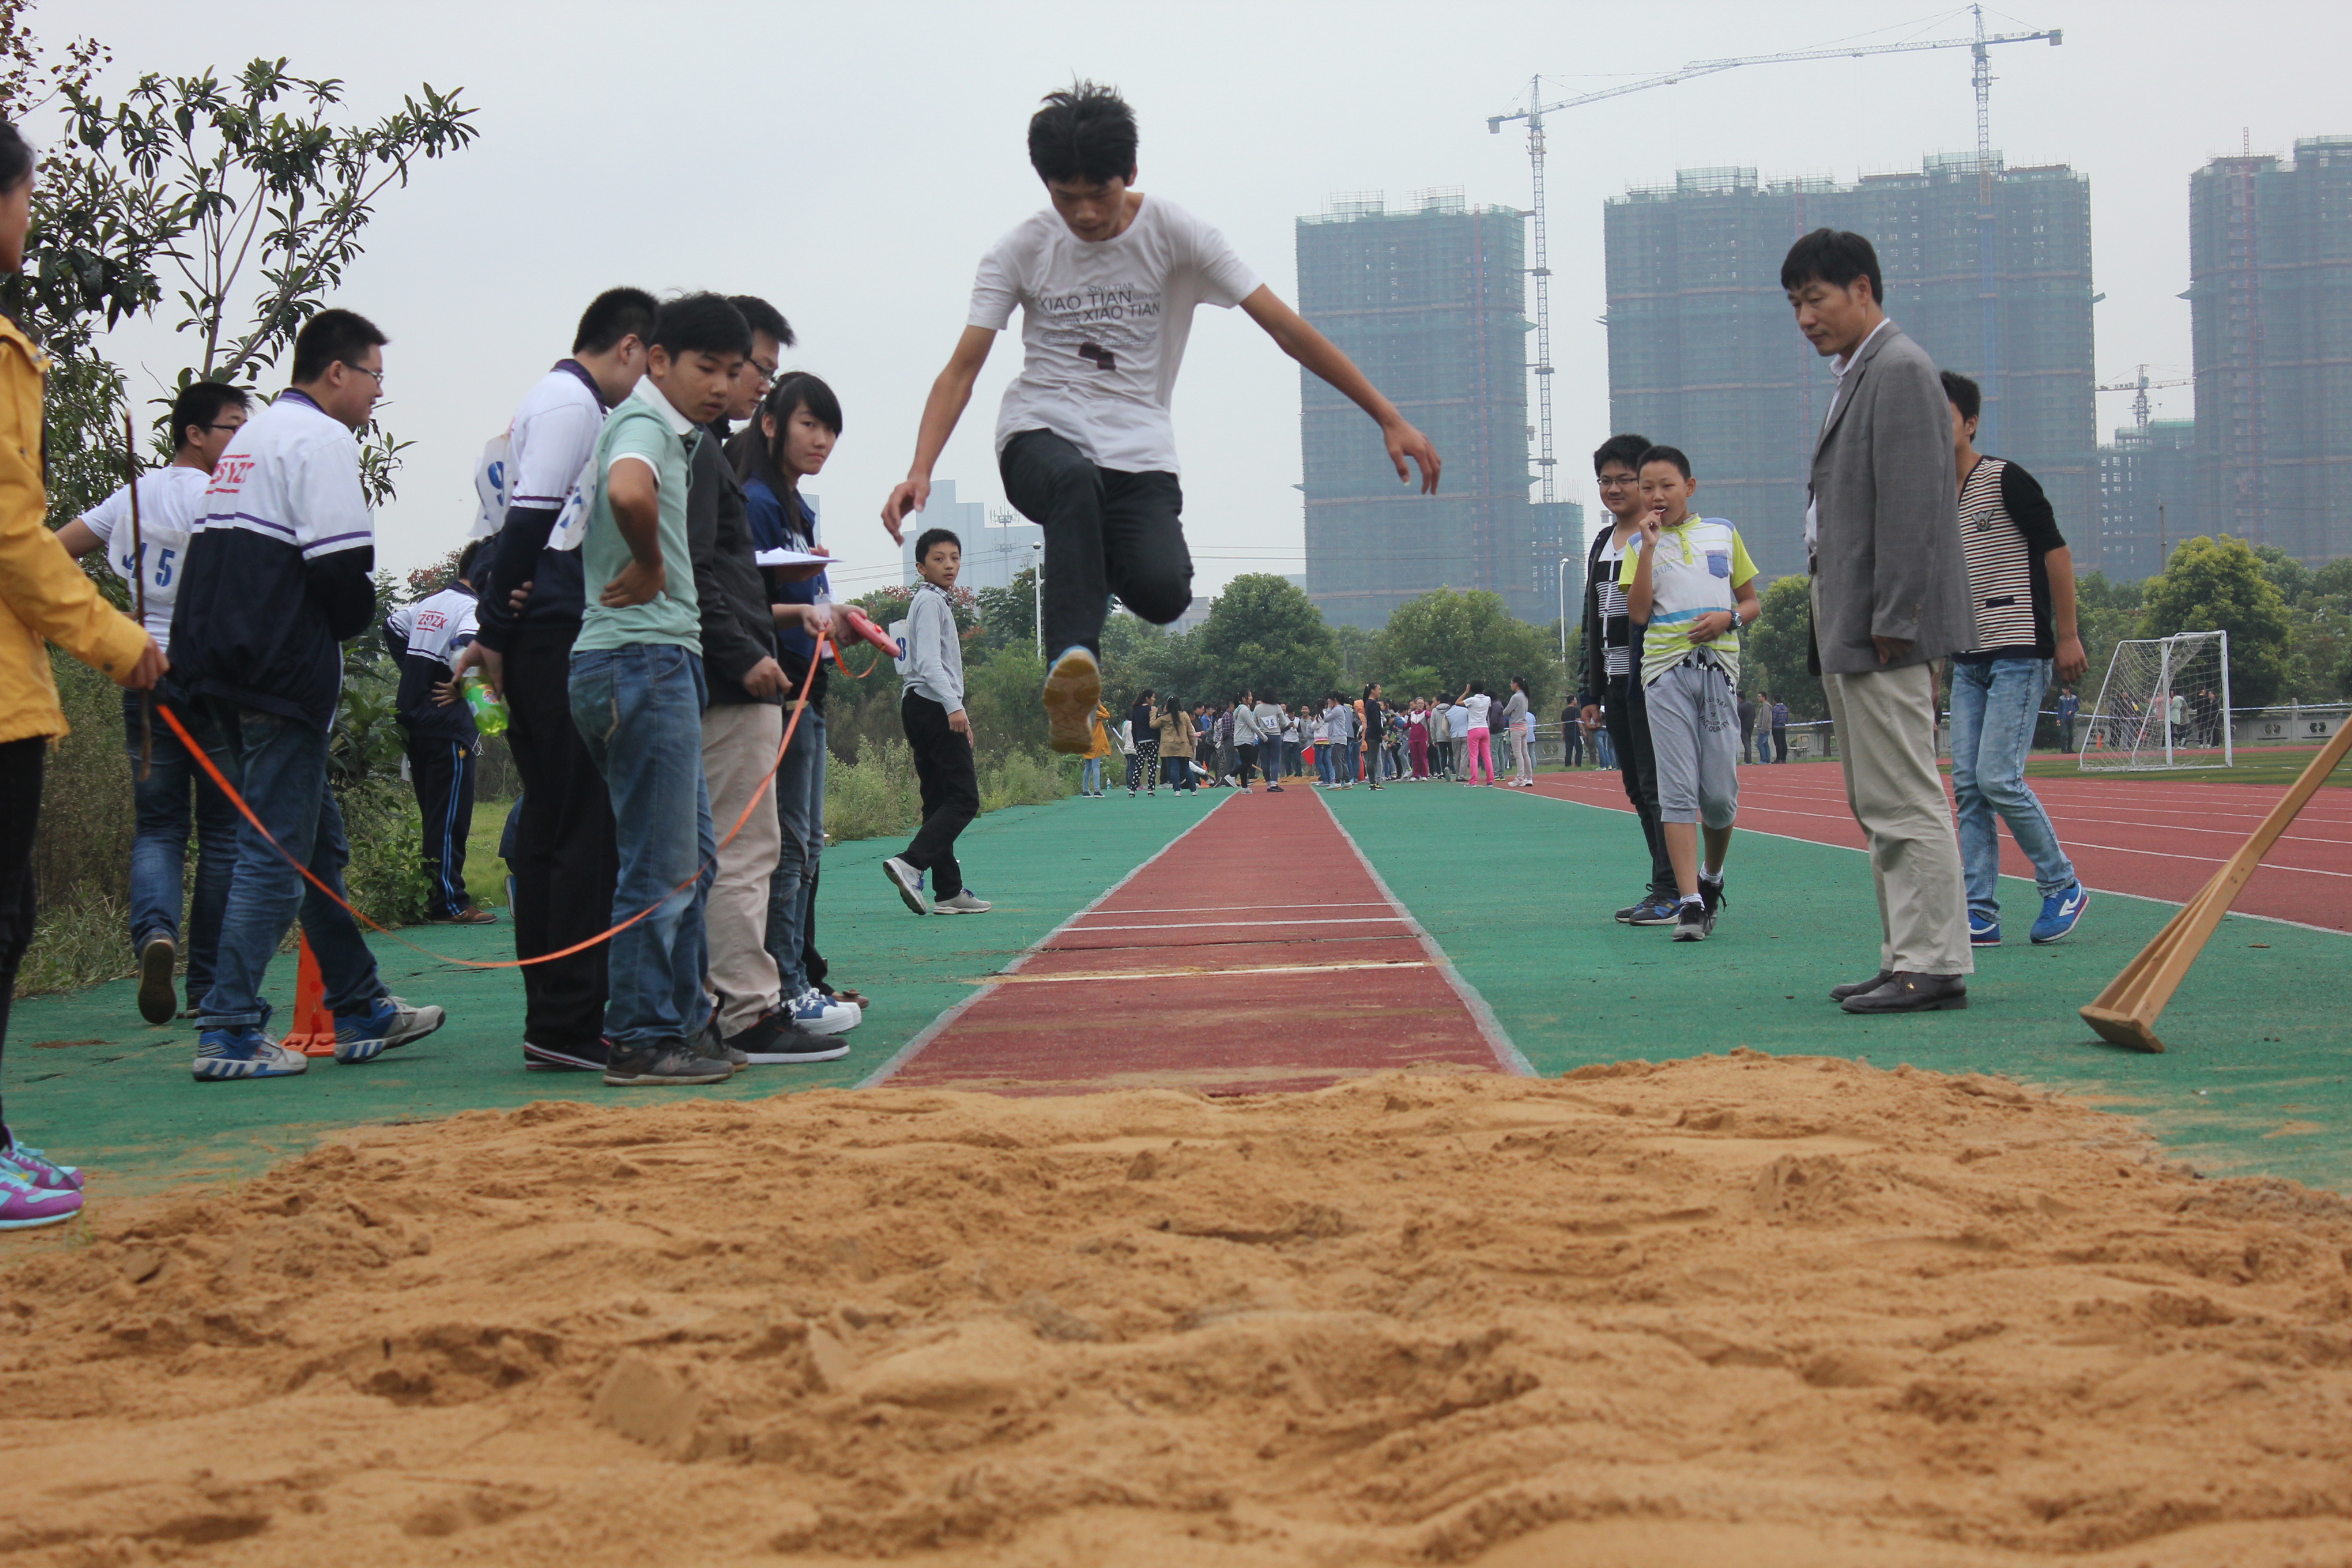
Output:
[460, 674, 508, 735]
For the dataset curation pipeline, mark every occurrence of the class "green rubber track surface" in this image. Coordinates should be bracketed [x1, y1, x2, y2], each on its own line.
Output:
[4, 793, 1221, 1194]
[1324, 781, 2352, 1193]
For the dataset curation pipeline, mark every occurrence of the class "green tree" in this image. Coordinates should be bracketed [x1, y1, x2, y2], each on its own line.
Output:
[970, 566, 1039, 660]
[1334, 623, 1373, 683]
[1186, 574, 1339, 704]
[2251, 544, 2313, 607]
[2138, 536, 2296, 707]
[1739, 575, 1825, 721]
[1363, 587, 1558, 712]
[1097, 609, 1194, 710]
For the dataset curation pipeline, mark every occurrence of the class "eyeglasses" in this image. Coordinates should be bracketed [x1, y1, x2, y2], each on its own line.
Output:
[202, 422, 246, 433]
[342, 363, 385, 389]
[1596, 473, 1638, 489]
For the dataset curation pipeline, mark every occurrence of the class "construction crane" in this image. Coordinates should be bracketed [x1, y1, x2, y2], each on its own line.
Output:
[1490, 5, 2061, 503]
[2096, 364, 2190, 431]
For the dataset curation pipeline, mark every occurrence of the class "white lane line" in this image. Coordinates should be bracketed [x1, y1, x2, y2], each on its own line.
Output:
[1314, 796, 1535, 1078]
[1066, 916, 1411, 932]
[1085, 902, 1392, 915]
[967, 960, 1431, 985]
[856, 794, 1235, 1088]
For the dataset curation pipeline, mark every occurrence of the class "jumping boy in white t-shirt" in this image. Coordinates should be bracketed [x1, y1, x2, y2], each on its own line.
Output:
[881, 80, 1441, 754]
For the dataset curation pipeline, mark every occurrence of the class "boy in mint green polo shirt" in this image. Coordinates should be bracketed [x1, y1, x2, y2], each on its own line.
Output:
[567, 293, 751, 1086]
[1622, 444, 1760, 942]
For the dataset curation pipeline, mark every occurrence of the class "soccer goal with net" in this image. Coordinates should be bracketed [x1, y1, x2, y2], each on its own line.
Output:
[2079, 630, 2232, 771]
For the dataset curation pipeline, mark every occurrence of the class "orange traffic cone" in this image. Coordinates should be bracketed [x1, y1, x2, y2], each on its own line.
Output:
[284, 932, 340, 1056]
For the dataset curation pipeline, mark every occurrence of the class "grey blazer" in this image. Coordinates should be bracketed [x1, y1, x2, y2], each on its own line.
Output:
[1806, 323, 1976, 676]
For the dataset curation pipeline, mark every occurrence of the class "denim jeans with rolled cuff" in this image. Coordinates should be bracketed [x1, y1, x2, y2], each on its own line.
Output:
[766, 704, 826, 998]
[1948, 657, 2078, 923]
[127, 691, 238, 1007]
[195, 702, 385, 1031]
[569, 644, 716, 1049]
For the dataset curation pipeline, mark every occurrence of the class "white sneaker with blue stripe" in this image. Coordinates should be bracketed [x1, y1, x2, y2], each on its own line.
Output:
[333, 995, 446, 1064]
[193, 1025, 310, 1081]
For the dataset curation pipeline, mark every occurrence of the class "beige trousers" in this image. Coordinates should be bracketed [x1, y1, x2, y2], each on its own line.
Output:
[1820, 659, 1974, 978]
[700, 702, 784, 1034]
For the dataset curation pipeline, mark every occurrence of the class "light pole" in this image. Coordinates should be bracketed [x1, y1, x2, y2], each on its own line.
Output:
[1030, 539, 1043, 659]
[1556, 555, 1577, 663]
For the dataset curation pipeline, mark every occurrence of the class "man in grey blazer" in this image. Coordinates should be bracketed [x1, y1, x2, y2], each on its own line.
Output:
[1784, 229, 1976, 1013]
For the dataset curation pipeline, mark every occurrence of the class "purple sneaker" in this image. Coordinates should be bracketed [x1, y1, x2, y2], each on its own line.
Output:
[0, 1129, 81, 1192]
[0, 1167, 82, 1230]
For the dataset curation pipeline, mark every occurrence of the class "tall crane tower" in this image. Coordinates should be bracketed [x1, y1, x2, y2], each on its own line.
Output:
[2096, 364, 2190, 433]
[1490, 6, 2061, 503]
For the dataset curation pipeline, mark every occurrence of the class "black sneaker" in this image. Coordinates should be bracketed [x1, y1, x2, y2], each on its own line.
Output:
[724, 1009, 850, 1066]
[525, 1038, 612, 1073]
[1699, 874, 1727, 919]
[1624, 896, 1683, 927]
[135, 931, 177, 1026]
[1671, 899, 1713, 941]
[603, 1039, 735, 1087]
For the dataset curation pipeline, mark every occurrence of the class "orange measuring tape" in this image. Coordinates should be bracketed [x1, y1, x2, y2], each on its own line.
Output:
[156, 628, 840, 971]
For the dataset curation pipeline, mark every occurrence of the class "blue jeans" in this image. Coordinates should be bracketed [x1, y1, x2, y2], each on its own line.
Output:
[195, 702, 384, 1030]
[767, 704, 825, 998]
[1948, 657, 2078, 921]
[126, 692, 238, 1007]
[1081, 756, 1102, 794]
[1315, 745, 1333, 785]
[570, 645, 715, 1049]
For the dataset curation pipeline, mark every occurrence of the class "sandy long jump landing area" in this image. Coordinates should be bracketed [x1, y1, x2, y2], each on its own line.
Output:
[8, 1055, 2352, 1567]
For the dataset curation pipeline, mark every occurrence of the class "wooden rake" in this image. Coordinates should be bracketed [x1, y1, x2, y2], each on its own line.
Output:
[2082, 721, 2352, 1051]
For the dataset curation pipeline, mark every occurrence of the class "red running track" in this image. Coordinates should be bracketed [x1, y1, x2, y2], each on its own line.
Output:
[870, 788, 1523, 1096]
[1531, 761, 2352, 932]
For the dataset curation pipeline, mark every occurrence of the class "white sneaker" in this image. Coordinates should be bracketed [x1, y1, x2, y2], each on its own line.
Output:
[787, 986, 861, 1036]
[932, 889, 993, 915]
[883, 857, 930, 916]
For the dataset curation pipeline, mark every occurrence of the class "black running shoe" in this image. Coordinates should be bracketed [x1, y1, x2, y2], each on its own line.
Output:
[1699, 874, 1727, 919]
[1671, 900, 1714, 941]
[525, 1039, 611, 1073]
[603, 1040, 734, 1087]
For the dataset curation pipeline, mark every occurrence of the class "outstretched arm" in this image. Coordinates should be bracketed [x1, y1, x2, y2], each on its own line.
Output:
[883, 325, 998, 544]
[1241, 287, 1439, 494]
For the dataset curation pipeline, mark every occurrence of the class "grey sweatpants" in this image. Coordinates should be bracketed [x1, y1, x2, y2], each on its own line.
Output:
[1645, 661, 1740, 830]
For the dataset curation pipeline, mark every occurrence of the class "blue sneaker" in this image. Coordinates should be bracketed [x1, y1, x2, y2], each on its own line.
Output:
[1970, 913, 2002, 947]
[2031, 883, 2090, 945]
[1626, 896, 1682, 928]
[193, 1024, 310, 1081]
[333, 994, 446, 1064]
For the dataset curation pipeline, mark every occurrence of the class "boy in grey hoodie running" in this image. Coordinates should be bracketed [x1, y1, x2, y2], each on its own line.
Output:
[884, 529, 989, 916]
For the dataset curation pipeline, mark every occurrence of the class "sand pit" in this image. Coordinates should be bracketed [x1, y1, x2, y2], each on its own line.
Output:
[6, 1052, 2352, 1566]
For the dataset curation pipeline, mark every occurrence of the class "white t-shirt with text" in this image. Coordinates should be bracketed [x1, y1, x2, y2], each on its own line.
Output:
[81, 466, 210, 652]
[968, 196, 1261, 476]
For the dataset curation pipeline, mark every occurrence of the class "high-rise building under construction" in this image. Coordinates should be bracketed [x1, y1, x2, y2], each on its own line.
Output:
[1603, 156, 2097, 579]
[2189, 136, 2352, 565]
[1297, 191, 1567, 627]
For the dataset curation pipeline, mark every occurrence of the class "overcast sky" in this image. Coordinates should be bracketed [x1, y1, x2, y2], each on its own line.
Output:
[62, 0, 2352, 598]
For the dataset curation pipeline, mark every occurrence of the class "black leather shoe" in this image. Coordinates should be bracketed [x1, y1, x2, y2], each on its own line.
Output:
[1840, 972, 1968, 1013]
[1829, 969, 1895, 1002]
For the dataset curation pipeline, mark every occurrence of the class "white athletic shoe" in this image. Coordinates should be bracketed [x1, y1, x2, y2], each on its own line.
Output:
[786, 986, 861, 1036]
[932, 889, 993, 915]
[883, 857, 930, 916]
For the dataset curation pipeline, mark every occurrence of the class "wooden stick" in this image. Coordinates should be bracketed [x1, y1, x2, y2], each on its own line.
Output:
[2081, 720, 2352, 1051]
[122, 413, 153, 782]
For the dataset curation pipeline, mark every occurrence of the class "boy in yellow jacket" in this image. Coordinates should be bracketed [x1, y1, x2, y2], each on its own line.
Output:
[0, 118, 169, 1228]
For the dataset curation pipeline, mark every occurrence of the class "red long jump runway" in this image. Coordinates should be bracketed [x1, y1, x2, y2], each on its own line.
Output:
[1533, 760, 2352, 931]
[866, 789, 1526, 1096]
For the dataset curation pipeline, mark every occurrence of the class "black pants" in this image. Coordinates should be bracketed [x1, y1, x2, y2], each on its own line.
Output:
[0, 738, 43, 1130]
[1771, 725, 1788, 762]
[1604, 676, 1675, 897]
[900, 692, 977, 899]
[1130, 739, 1158, 792]
[998, 429, 1191, 656]
[406, 733, 476, 919]
[502, 625, 619, 1049]
[1237, 741, 1260, 785]
[1564, 724, 1582, 766]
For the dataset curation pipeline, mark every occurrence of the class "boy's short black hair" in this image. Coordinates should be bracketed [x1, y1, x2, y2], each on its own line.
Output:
[169, 381, 249, 451]
[653, 292, 753, 358]
[1942, 370, 1982, 423]
[728, 294, 796, 350]
[1028, 80, 1139, 186]
[1592, 433, 1650, 476]
[764, 371, 843, 436]
[1637, 444, 1693, 480]
[290, 308, 387, 384]
[1780, 228, 1883, 307]
[455, 538, 484, 584]
[574, 287, 658, 355]
[0, 116, 31, 192]
[914, 527, 961, 562]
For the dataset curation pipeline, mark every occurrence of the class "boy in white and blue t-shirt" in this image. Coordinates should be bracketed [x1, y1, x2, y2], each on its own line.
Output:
[1621, 445, 1760, 942]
